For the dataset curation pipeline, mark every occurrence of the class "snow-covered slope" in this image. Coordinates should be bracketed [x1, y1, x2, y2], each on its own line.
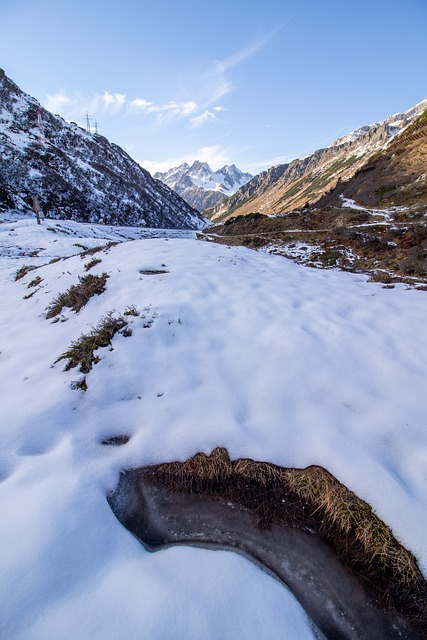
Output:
[155, 161, 252, 210]
[1, 214, 427, 639]
[0, 70, 205, 229]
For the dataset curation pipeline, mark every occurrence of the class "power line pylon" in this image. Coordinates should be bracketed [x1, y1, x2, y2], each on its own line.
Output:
[84, 112, 92, 134]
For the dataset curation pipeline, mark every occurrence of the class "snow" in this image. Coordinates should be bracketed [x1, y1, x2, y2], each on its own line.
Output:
[340, 196, 393, 221]
[188, 166, 249, 193]
[1, 215, 427, 639]
[333, 98, 427, 149]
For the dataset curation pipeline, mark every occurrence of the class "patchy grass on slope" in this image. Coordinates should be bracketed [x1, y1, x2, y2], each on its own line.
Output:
[84, 257, 102, 271]
[14, 264, 38, 281]
[55, 312, 129, 379]
[46, 273, 109, 318]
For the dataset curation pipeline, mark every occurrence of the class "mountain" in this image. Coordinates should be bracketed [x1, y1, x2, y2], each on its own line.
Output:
[207, 100, 427, 222]
[0, 69, 205, 229]
[154, 161, 252, 210]
[317, 107, 427, 210]
[204, 103, 427, 284]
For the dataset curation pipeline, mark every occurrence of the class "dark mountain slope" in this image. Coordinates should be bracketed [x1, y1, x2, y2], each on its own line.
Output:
[0, 69, 205, 229]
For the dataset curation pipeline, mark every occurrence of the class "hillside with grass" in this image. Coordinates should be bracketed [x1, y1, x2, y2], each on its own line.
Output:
[319, 107, 427, 210]
[206, 100, 427, 222]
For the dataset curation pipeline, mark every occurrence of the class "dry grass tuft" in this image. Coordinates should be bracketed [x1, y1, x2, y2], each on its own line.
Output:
[79, 241, 119, 258]
[15, 264, 38, 281]
[153, 448, 427, 634]
[27, 275, 43, 288]
[124, 305, 139, 317]
[84, 257, 102, 271]
[54, 311, 128, 374]
[46, 273, 108, 318]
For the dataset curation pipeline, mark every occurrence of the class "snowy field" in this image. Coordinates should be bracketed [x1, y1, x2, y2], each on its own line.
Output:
[1, 214, 426, 639]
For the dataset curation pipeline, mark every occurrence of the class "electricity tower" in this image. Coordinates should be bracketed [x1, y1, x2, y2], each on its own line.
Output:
[84, 112, 92, 134]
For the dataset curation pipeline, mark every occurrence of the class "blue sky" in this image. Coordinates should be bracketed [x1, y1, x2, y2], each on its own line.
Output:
[1, 0, 426, 174]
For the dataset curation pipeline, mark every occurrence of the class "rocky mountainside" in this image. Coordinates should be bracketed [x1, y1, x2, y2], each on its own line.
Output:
[204, 105, 427, 285]
[317, 108, 427, 210]
[207, 101, 427, 222]
[0, 69, 205, 229]
[155, 161, 252, 211]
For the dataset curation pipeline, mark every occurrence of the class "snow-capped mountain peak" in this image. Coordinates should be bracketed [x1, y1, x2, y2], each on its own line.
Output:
[155, 161, 253, 211]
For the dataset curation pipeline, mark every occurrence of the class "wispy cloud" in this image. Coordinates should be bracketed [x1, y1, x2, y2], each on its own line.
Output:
[44, 89, 222, 129]
[44, 25, 282, 131]
[189, 110, 217, 129]
[193, 25, 285, 109]
[216, 26, 283, 74]
[100, 91, 126, 113]
[128, 97, 153, 111]
[45, 90, 72, 113]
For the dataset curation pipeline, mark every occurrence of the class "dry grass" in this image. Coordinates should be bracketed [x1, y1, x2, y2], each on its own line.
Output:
[205, 207, 427, 286]
[15, 264, 38, 281]
[124, 305, 139, 317]
[84, 257, 102, 271]
[79, 241, 119, 258]
[46, 273, 108, 318]
[154, 448, 427, 635]
[27, 275, 43, 288]
[54, 312, 128, 375]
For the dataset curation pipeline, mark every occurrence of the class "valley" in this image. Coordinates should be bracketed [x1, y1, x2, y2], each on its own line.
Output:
[1, 66, 427, 640]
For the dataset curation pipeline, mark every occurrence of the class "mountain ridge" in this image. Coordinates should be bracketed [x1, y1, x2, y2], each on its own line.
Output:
[206, 100, 427, 222]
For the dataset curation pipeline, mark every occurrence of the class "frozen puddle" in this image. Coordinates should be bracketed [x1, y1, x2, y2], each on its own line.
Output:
[108, 466, 419, 640]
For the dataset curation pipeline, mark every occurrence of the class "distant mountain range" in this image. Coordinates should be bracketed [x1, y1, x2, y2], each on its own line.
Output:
[155, 161, 252, 211]
[0, 69, 205, 229]
[207, 100, 427, 222]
